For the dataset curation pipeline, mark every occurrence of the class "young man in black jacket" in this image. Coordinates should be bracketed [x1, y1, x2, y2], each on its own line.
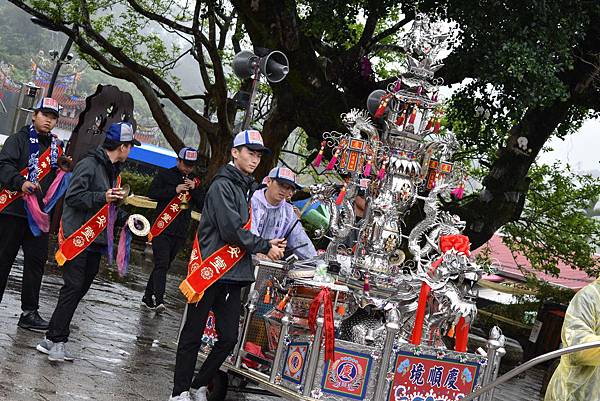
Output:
[169, 130, 286, 401]
[142, 147, 205, 312]
[0, 98, 63, 331]
[36, 121, 139, 362]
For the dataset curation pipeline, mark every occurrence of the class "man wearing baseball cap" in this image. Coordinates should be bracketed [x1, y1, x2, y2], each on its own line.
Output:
[170, 130, 286, 401]
[0, 97, 64, 331]
[142, 146, 205, 313]
[36, 121, 137, 362]
[251, 167, 317, 261]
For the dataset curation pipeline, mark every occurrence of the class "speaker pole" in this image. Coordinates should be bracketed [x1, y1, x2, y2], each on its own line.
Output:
[240, 64, 261, 130]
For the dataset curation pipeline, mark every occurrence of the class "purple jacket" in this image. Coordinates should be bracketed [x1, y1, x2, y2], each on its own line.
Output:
[251, 189, 317, 260]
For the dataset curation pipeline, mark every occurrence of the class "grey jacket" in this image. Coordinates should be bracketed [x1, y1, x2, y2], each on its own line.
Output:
[61, 146, 127, 249]
[198, 164, 271, 284]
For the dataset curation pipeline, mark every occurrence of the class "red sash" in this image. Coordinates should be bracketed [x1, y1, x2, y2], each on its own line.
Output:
[179, 210, 252, 303]
[55, 176, 121, 266]
[147, 192, 190, 241]
[0, 147, 61, 212]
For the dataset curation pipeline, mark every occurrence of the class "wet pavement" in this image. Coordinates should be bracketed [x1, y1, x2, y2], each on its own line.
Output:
[0, 248, 546, 401]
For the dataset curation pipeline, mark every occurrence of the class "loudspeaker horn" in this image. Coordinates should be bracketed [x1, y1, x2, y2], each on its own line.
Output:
[259, 51, 289, 83]
[233, 50, 260, 80]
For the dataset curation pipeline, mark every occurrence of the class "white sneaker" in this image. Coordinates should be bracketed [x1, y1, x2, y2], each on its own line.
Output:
[36, 338, 54, 354]
[168, 391, 192, 401]
[190, 387, 208, 401]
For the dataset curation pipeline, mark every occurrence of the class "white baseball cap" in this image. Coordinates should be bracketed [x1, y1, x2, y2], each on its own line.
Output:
[232, 130, 270, 153]
[268, 166, 302, 189]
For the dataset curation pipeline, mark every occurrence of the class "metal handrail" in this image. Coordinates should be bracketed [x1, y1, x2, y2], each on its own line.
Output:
[461, 340, 600, 401]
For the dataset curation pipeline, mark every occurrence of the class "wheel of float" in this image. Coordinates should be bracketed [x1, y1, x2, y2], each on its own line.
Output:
[207, 370, 228, 401]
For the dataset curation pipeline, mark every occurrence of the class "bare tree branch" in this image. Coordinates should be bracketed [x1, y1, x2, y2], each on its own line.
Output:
[367, 11, 415, 49]
[125, 0, 195, 35]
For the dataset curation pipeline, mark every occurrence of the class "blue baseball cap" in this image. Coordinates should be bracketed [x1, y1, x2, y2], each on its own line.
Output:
[268, 166, 302, 190]
[232, 129, 270, 153]
[105, 122, 141, 145]
[178, 147, 198, 165]
[35, 97, 60, 117]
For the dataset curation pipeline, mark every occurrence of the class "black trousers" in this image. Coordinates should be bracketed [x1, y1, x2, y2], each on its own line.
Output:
[173, 282, 242, 396]
[144, 234, 184, 304]
[46, 250, 102, 343]
[0, 214, 49, 312]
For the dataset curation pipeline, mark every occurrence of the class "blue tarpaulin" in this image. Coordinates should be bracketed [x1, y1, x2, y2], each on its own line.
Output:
[128, 143, 177, 169]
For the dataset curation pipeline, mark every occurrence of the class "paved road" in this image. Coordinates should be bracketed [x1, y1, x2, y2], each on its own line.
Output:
[0, 251, 545, 401]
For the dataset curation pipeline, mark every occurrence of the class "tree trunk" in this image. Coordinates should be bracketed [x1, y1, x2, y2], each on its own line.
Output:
[205, 127, 233, 179]
[255, 101, 295, 178]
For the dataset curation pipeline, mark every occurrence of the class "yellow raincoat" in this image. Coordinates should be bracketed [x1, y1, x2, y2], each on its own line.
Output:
[545, 278, 600, 401]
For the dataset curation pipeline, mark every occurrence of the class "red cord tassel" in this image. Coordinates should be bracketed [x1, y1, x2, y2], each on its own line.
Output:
[377, 159, 387, 180]
[434, 118, 442, 133]
[277, 290, 291, 311]
[263, 280, 272, 304]
[313, 141, 326, 167]
[408, 107, 418, 124]
[455, 317, 469, 352]
[410, 284, 431, 345]
[374, 95, 390, 118]
[425, 117, 434, 130]
[451, 185, 465, 200]
[325, 150, 339, 171]
[335, 183, 347, 206]
[363, 272, 370, 295]
[395, 114, 405, 126]
[363, 159, 372, 177]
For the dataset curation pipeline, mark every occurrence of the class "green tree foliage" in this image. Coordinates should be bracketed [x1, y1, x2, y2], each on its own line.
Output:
[502, 163, 600, 276]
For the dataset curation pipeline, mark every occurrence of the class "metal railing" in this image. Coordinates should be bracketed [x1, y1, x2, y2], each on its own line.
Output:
[461, 340, 600, 401]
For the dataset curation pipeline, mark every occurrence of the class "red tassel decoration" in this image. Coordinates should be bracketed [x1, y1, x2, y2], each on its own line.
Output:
[335, 181, 347, 206]
[425, 117, 434, 130]
[417, 86, 423, 95]
[363, 272, 370, 295]
[313, 141, 326, 167]
[363, 158, 372, 177]
[393, 79, 402, 92]
[263, 280, 272, 304]
[325, 149, 339, 171]
[277, 290, 291, 311]
[454, 317, 469, 352]
[432, 91, 439, 102]
[451, 184, 465, 200]
[374, 95, 390, 118]
[433, 117, 442, 133]
[395, 113, 405, 126]
[377, 157, 388, 180]
[408, 107, 418, 124]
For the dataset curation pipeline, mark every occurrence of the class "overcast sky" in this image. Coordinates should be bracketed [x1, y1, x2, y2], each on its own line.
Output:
[539, 118, 600, 173]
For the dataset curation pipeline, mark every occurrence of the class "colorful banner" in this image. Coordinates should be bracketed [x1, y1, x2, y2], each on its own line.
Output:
[387, 351, 481, 401]
[282, 342, 309, 384]
[321, 347, 373, 400]
[201, 311, 218, 346]
[0, 146, 61, 213]
[179, 210, 251, 303]
[148, 192, 190, 241]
